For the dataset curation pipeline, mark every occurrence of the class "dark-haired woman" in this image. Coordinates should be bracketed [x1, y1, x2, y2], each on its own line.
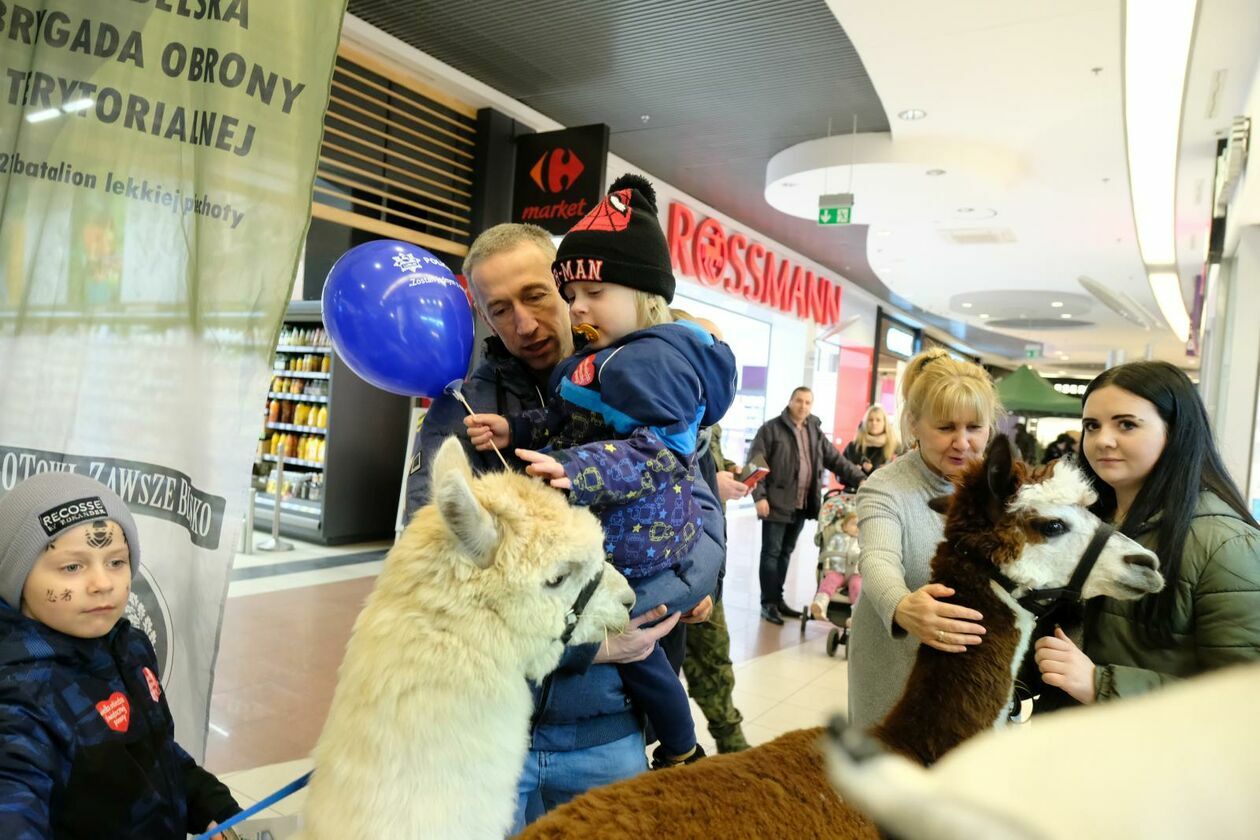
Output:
[1035, 361, 1260, 703]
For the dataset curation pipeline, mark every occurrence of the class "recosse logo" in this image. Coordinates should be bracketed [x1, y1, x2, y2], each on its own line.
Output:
[38, 496, 108, 537]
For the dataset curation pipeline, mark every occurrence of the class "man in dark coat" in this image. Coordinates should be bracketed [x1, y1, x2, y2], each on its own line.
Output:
[746, 386, 865, 624]
[402, 223, 724, 832]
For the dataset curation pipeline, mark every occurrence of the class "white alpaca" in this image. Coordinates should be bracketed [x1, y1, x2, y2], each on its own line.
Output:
[297, 438, 635, 840]
[826, 664, 1260, 840]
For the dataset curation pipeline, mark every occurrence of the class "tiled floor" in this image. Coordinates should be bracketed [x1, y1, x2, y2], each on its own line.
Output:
[205, 507, 848, 810]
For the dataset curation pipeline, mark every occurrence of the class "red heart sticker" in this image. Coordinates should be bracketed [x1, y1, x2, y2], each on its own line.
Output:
[142, 667, 162, 703]
[572, 355, 596, 386]
[96, 692, 130, 733]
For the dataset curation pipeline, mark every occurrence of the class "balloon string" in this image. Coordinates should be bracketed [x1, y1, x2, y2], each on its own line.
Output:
[450, 390, 510, 471]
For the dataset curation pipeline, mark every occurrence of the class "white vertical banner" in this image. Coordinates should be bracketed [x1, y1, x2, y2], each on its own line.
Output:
[0, 0, 347, 758]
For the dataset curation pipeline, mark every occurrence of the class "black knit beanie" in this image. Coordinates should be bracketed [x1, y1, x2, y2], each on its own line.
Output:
[552, 173, 676, 303]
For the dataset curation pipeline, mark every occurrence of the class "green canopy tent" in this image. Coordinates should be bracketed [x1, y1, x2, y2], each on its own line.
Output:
[996, 365, 1082, 417]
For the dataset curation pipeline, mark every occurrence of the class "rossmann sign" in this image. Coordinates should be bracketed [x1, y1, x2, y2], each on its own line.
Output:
[667, 202, 844, 327]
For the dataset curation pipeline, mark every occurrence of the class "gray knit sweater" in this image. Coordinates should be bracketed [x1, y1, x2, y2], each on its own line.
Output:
[846, 448, 954, 729]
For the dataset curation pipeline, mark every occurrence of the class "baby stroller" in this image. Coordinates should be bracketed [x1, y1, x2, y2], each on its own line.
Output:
[799, 489, 860, 657]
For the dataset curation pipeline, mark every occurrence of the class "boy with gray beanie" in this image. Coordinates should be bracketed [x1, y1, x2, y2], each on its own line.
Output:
[0, 472, 239, 839]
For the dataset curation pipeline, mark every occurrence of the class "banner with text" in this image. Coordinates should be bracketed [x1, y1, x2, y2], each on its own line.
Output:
[0, 0, 346, 759]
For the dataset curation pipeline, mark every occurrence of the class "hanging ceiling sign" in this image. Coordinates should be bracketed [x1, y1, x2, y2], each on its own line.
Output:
[666, 201, 844, 326]
[512, 124, 609, 235]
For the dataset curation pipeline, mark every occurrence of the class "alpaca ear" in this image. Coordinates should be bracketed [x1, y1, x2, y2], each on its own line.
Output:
[982, 435, 1018, 520]
[433, 437, 496, 569]
[927, 495, 952, 515]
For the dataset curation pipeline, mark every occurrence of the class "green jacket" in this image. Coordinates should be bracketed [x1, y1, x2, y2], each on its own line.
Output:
[1087, 491, 1260, 701]
[709, 424, 737, 474]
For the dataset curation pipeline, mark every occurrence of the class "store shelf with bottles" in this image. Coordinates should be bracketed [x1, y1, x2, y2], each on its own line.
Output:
[267, 422, 327, 435]
[277, 345, 332, 354]
[254, 492, 323, 517]
[248, 300, 411, 545]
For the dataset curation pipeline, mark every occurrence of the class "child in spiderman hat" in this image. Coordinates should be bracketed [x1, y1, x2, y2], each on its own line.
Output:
[467, 173, 737, 769]
[0, 472, 239, 838]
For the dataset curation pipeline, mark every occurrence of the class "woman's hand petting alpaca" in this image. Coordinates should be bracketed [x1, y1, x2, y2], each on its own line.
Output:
[464, 413, 510, 450]
[894, 583, 986, 653]
[1035, 626, 1096, 704]
[515, 449, 572, 490]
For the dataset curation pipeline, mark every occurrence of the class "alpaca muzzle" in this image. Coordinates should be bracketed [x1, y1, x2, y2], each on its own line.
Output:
[992, 523, 1116, 617]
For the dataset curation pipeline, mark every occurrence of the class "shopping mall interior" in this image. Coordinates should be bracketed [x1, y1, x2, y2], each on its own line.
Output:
[1, 1, 1258, 838]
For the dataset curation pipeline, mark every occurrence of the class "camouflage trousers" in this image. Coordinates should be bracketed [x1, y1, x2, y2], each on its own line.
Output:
[682, 600, 750, 753]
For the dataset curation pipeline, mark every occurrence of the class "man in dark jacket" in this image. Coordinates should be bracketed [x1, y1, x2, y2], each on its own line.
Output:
[747, 386, 865, 624]
[402, 223, 724, 832]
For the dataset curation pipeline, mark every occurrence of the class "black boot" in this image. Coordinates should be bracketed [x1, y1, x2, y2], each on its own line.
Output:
[760, 604, 784, 625]
[777, 601, 803, 619]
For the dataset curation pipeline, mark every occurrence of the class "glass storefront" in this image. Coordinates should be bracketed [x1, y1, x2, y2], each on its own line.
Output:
[872, 311, 919, 428]
[674, 292, 772, 466]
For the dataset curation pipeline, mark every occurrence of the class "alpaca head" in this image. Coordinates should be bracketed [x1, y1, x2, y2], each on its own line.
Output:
[405, 437, 635, 680]
[938, 434, 1163, 602]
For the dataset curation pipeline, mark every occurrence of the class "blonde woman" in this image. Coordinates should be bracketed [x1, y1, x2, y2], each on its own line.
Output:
[847, 349, 1003, 729]
[842, 404, 903, 478]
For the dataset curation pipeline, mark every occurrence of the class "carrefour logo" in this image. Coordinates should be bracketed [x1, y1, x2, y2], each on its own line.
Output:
[530, 148, 585, 193]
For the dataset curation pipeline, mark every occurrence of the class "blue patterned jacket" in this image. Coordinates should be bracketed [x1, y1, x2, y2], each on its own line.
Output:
[0, 603, 238, 839]
[510, 321, 737, 578]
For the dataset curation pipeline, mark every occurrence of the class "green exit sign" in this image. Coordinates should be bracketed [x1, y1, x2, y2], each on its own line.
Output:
[818, 207, 851, 225]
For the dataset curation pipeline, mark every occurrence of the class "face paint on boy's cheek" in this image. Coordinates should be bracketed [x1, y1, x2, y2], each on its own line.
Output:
[45, 589, 58, 603]
[60, 590, 72, 602]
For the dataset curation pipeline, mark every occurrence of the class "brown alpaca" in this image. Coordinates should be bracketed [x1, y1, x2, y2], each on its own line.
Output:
[519, 727, 879, 840]
[517, 436, 1163, 838]
[872, 441, 1161, 765]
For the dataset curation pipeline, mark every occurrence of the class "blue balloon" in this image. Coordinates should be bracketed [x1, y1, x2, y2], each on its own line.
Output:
[322, 240, 474, 398]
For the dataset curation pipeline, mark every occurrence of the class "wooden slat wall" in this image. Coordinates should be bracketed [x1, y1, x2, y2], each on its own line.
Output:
[313, 43, 477, 257]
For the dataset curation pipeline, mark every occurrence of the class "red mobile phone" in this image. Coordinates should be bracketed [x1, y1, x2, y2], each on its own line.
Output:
[740, 466, 770, 488]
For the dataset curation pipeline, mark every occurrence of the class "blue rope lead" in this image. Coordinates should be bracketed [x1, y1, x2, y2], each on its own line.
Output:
[190, 771, 312, 840]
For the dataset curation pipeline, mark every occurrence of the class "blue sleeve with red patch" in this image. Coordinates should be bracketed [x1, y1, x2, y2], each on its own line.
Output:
[556, 340, 711, 458]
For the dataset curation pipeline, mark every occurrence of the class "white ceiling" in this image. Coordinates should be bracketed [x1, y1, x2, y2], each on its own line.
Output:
[758, 0, 1260, 374]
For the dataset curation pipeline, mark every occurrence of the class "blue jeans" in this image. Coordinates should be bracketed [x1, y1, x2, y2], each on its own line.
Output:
[510, 730, 647, 835]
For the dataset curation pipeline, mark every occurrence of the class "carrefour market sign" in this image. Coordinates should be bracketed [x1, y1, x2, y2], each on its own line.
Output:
[667, 202, 844, 326]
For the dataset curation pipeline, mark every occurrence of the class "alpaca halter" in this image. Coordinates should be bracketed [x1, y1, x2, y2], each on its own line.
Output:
[560, 565, 605, 645]
[989, 523, 1116, 618]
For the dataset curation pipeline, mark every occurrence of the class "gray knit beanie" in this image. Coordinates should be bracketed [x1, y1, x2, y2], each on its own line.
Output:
[0, 472, 141, 609]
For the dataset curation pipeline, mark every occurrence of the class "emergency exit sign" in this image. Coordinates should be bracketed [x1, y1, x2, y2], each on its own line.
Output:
[818, 207, 851, 225]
